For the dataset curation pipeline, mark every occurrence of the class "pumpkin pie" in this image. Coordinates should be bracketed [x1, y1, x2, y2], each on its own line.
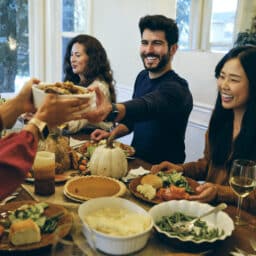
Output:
[64, 175, 126, 201]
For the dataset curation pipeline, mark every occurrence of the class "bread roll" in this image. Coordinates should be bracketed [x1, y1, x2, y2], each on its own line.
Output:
[141, 174, 162, 189]
[9, 219, 41, 246]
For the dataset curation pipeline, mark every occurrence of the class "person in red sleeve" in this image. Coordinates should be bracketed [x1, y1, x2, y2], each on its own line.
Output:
[0, 78, 89, 199]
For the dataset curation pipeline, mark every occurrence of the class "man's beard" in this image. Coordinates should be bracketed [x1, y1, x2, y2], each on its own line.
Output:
[141, 52, 170, 73]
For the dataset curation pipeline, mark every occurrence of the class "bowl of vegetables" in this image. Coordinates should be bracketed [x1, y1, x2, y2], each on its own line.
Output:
[148, 200, 234, 245]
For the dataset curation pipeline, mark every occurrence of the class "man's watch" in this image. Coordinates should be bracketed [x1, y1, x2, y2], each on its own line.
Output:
[28, 118, 49, 140]
[105, 103, 119, 122]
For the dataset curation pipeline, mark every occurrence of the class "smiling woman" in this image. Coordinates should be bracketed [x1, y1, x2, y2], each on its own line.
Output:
[150, 45, 256, 215]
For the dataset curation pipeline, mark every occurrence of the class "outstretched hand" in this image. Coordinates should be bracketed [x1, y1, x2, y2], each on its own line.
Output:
[15, 78, 40, 114]
[80, 87, 112, 123]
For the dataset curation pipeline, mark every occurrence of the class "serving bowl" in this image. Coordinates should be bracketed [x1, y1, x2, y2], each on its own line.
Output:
[78, 197, 153, 255]
[32, 83, 95, 110]
[148, 200, 234, 245]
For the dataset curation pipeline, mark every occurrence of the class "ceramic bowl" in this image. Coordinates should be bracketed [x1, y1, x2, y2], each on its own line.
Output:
[78, 197, 153, 255]
[32, 83, 95, 110]
[148, 200, 234, 244]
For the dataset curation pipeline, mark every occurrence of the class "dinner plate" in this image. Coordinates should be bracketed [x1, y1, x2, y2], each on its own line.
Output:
[64, 175, 127, 202]
[63, 189, 84, 203]
[0, 200, 73, 252]
[25, 173, 71, 184]
[129, 176, 199, 204]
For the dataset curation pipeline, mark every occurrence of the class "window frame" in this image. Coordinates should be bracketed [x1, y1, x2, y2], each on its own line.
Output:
[29, 0, 91, 83]
[184, 0, 239, 52]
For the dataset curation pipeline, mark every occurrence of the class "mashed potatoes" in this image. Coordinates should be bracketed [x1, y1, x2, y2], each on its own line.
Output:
[84, 207, 151, 236]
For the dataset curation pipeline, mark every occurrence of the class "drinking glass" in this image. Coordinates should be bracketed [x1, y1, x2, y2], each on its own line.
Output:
[229, 159, 256, 225]
[33, 151, 55, 195]
[51, 222, 97, 256]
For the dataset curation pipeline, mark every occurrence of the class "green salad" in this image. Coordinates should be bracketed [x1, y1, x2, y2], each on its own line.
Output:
[157, 171, 194, 193]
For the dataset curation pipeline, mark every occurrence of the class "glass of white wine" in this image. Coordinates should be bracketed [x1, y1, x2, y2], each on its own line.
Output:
[229, 159, 256, 225]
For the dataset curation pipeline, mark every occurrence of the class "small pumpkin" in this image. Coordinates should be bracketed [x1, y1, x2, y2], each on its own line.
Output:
[88, 137, 128, 179]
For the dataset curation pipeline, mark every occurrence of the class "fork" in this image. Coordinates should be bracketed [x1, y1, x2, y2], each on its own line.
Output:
[172, 203, 227, 232]
[230, 247, 256, 256]
[0, 191, 19, 206]
[250, 239, 256, 252]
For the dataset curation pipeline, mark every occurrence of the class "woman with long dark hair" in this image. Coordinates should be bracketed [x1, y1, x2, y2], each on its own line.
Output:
[63, 34, 116, 132]
[151, 46, 256, 214]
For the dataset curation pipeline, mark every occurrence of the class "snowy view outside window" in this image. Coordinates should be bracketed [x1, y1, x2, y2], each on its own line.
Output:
[0, 0, 29, 93]
[0, 0, 88, 94]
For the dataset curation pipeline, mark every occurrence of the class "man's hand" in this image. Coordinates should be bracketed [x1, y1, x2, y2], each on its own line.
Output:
[90, 129, 110, 141]
[81, 87, 112, 123]
[34, 94, 90, 128]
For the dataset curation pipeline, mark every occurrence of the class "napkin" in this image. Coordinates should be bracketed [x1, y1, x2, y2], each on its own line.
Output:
[69, 137, 88, 148]
[122, 166, 150, 182]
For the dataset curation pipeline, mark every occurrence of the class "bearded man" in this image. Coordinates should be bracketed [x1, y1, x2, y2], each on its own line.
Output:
[90, 15, 193, 164]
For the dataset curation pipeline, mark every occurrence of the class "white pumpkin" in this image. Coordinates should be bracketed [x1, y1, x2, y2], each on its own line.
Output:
[88, 144, 128, 179]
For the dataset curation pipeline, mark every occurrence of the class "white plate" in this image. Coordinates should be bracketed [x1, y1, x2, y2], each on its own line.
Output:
[63, 189, 84, 203]
[148, 200, 234, 244]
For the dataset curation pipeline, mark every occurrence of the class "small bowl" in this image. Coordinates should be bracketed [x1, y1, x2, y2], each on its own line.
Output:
[148, 200, 234, 245]
[78, 197, 153, 255]
[32, 83, 95, 110]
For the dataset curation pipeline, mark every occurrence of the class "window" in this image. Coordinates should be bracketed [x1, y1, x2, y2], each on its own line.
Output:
[176, 0, 238, 52]
[0, 0, 29, 93]
[0, 0, 91, 94]
[62, 0, 90, 78]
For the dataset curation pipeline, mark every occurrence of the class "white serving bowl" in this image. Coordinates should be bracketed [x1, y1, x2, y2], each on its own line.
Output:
[32, 83, 95, 110]
[148, 200, 234, 244]
[78, 197, 153, 255]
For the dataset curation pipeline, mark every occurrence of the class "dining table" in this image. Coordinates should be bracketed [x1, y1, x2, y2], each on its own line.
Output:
[1, 132, 256, 256]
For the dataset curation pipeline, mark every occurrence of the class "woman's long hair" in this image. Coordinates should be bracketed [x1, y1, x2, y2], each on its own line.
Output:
[209, 46, 256, 168]
[63, 34, 116, 102]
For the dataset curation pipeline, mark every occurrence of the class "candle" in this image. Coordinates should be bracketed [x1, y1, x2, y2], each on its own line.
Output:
[33, 151, 55, 196]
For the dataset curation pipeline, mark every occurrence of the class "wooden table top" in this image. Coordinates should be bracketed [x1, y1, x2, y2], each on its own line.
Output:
[1, 133, 256, 256]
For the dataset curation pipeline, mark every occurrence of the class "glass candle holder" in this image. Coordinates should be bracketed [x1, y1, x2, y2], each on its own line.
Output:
[32, 151, 55, 196]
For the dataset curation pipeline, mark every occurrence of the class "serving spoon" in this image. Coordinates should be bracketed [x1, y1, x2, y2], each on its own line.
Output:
[172, 203, 227, 232]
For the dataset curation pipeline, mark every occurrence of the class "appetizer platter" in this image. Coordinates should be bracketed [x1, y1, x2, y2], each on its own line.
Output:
[129, 171, 199, 204]
[0, 201, 72, 252]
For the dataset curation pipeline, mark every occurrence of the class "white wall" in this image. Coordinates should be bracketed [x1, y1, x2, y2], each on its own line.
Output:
[91, 0, 176, 89]
[90, 0, 224, 106]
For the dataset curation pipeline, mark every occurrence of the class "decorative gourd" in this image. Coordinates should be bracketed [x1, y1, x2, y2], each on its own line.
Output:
[88, 137, 128, 179]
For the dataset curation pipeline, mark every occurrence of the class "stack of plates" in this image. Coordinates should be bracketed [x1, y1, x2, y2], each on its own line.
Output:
[64, 175, 127, 202]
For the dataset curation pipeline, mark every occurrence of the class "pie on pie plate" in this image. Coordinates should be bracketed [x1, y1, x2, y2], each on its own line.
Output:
[64, 175, 126, 201]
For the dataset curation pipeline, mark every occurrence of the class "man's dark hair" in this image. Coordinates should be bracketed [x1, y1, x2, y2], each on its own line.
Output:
[139, 14, 179, 47]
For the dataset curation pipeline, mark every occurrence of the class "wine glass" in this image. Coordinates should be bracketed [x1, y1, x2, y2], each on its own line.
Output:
[51, 222, 98, 256]
[229, 159, 256, 225]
